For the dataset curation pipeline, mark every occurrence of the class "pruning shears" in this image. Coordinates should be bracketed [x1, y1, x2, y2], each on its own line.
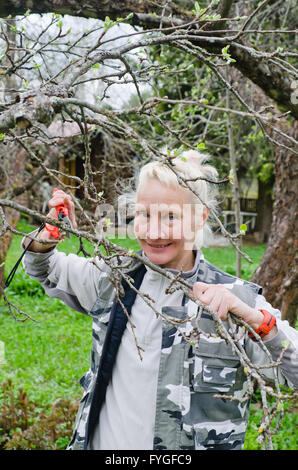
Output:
[5, 188, 73, 289]
[45, 188, 73, 239]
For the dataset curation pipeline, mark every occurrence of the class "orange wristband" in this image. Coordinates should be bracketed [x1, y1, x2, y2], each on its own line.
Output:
[248, 310, 276, 340]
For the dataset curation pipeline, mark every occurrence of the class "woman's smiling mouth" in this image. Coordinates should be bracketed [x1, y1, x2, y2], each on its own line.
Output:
[146, 242, 172, 249]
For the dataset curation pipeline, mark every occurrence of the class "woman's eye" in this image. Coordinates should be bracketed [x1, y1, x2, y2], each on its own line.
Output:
[168, 213, 178, 221]
[160, 213, 178, 223]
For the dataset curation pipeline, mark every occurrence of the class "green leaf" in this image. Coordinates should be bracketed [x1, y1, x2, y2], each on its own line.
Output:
[105, 218, 113, 227]
[192, 2, 206, 16]
[228, 169, 234, 184]
[104, 16, 116, 31]
[277, 401, 284, 412]
[197, 142, 206, 150]
[240, 224, 247, 235]
[221, 45, 236, 64]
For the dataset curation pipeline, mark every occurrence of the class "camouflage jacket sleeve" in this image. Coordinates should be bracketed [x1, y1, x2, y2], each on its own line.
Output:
[22, 238, 104, 314]
[246, 293, 298, 389]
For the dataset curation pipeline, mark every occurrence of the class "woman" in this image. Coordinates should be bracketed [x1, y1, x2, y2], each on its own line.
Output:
[23, 150, 298, 450]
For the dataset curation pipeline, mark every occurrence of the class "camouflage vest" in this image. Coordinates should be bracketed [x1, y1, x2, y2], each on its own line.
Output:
[68, 253, 262, 451]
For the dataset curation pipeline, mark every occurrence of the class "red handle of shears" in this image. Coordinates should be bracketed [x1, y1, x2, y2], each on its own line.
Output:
[45, 189, 69, 239]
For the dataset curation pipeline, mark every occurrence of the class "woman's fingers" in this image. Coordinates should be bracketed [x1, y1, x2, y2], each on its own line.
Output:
[49, 190, 71, 208]
[192, 282, 230, 320]
[191, 281, 256, 324]
[48, 189, 77, 229]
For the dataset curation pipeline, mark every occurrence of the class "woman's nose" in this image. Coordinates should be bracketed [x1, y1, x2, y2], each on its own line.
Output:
[147, 219, 168, 240]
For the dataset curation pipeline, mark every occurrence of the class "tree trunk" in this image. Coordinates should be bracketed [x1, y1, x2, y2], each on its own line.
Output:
[251, 121, 298, 327]
[254, 179, 273, 244]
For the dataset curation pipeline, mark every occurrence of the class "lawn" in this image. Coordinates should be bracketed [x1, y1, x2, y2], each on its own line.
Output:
[0, 219, 296, 450]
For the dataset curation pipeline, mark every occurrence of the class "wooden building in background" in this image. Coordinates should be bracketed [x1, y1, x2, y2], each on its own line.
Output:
[47, 121, 136, 207]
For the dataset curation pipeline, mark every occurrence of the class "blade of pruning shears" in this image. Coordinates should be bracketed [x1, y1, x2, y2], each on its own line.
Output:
[58, 212, 73, 238]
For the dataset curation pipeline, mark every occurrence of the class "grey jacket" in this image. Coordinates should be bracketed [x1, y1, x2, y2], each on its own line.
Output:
[23, 246, 298, 450]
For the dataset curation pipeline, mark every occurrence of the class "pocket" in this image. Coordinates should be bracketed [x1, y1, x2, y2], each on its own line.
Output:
[190, 338, 247, 450]
[194, 419, 247, 450]
[193, 362, 238, 393]
[191, 337, 240, 393]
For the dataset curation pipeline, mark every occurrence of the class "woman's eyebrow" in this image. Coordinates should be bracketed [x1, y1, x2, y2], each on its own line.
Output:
[135, 203, 183, 214]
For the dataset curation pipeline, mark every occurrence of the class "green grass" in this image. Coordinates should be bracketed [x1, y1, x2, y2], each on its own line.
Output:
[202, 243, 266, 281]
[0, 219, 296, 449]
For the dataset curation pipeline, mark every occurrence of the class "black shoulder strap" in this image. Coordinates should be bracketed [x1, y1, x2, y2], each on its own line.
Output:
[5, 223, 45, 289]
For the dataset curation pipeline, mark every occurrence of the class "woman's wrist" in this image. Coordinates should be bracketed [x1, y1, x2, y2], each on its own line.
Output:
[245, 308, 264, 330]
[246, 308, 278, 340]
[24, 230, 58, 253]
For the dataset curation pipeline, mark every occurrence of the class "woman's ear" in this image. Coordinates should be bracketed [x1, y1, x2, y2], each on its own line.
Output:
[202, 206, 209, 225]
[194, 205, 209, 230]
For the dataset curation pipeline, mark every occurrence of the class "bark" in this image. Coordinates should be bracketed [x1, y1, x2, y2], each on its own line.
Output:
[0, 0, 297, 119]
[251, 120, 298, 327]
[0, 0, 188, 19]
[228, 42, 297, 119]
[254, 179, 273, 243]
[0, 85, 68, 133]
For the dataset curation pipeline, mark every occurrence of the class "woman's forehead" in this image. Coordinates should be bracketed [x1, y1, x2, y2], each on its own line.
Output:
[137, 178, 190, 205]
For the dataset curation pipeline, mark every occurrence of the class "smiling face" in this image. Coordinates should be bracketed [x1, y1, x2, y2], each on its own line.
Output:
[134, 178, 208, 271]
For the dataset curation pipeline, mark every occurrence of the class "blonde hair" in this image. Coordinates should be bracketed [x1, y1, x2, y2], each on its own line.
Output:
[137, 150, 218, 209]
[118, 150, 219, 248]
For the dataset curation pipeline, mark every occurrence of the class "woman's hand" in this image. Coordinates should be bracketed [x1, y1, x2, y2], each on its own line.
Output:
[48, 189, 77, 229]
[41, 189, 77, 240]
[25, 189, 77, 252]
[191, 281, 264, 331]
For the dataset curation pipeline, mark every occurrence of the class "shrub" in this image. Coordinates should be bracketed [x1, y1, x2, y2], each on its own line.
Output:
[0, 380, 78, 450]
